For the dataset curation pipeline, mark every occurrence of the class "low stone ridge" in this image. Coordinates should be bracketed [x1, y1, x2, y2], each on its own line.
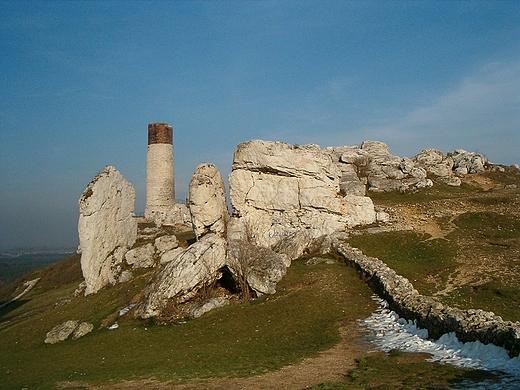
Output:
[78, 166, 138, 295]
[337, 243, 520, 357]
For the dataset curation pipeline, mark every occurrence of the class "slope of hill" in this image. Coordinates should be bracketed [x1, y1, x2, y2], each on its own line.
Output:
[0, 166, 518, 389]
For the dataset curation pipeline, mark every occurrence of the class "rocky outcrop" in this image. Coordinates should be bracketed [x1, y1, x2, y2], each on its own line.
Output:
[448, 149, 488, 174]
[325, 141, 433, 193]
[78, 166, 137, 295]
[189, 163, 229, 239]
[136, 233, 227, 319]
[77, 138, 499, 321]
[413, 148, 454, 177]
[338, 243, 520, 357]
[44, 320, 93, 344]
[229, 140, 376, 248]
[325, 142, 494, 192]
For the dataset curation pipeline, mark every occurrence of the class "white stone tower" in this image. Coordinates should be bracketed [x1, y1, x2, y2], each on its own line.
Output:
[145, 122, 174, 221]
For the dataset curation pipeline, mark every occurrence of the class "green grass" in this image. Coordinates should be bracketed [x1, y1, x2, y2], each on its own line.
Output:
[0, 260, 377, 389]
[309, 351, 497, 389]
[348, 231, 458, 296]
[454, 211, 520, 239]
[368, 182, 480, 205]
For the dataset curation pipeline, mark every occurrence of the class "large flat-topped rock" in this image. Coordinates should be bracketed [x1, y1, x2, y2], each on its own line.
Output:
[229, 140, 376, 248]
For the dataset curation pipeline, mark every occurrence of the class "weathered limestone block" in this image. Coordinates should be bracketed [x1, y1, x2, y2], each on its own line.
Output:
[78, 166, 137, 295]
[44, 320, 79, 344]
[227, 239, 287, 296]
[245, 173, 300, 212]
[124, 243, 155, 268]
[337, 163, 366, 196]
[154, 234, 179, 255]
[189, 163, 229, 239]
[118, 270, 134, 283]
[437, 175, 462, 187]
[137, 234, 227, 319]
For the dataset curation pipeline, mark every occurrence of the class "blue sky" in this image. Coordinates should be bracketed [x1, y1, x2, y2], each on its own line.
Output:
[1, 0, 519, 250]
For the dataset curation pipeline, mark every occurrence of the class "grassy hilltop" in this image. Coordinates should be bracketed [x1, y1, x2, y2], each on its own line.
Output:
[0, 167, 519, 389]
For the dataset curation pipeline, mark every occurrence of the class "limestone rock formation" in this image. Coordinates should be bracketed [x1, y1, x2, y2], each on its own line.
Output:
[137, 233, 227, 319]
[189, 163, 229, 239]
[229, 140, 376, 248]
[78, 166, 137, 295]
[357, 141, 433, 192]
[324, 141, 483, 193]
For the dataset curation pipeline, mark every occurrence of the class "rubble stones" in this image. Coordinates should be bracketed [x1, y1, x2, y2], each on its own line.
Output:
[154, 235, 179, 255]
[448, 149, 488, 174]
[44, 320, 94, 344]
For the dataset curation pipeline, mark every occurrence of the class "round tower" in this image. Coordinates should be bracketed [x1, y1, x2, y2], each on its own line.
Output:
[145, 122, 174, 221]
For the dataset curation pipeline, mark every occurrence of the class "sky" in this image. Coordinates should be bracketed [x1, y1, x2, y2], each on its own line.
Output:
[1, 0, 519, 250]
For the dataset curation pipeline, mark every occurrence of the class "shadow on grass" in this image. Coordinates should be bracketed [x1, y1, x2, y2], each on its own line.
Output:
[0, 299, 30, 320]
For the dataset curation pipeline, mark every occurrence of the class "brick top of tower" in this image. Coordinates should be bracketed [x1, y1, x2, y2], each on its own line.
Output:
[148, 122, 173, 145]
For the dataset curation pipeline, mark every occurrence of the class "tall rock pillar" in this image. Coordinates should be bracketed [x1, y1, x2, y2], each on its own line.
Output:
[145, 122, 175, 222]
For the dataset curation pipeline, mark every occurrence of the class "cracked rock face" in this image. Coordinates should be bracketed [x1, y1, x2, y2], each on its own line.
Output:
[229, 140, 376, 248]
[78, 166, 137, 295]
